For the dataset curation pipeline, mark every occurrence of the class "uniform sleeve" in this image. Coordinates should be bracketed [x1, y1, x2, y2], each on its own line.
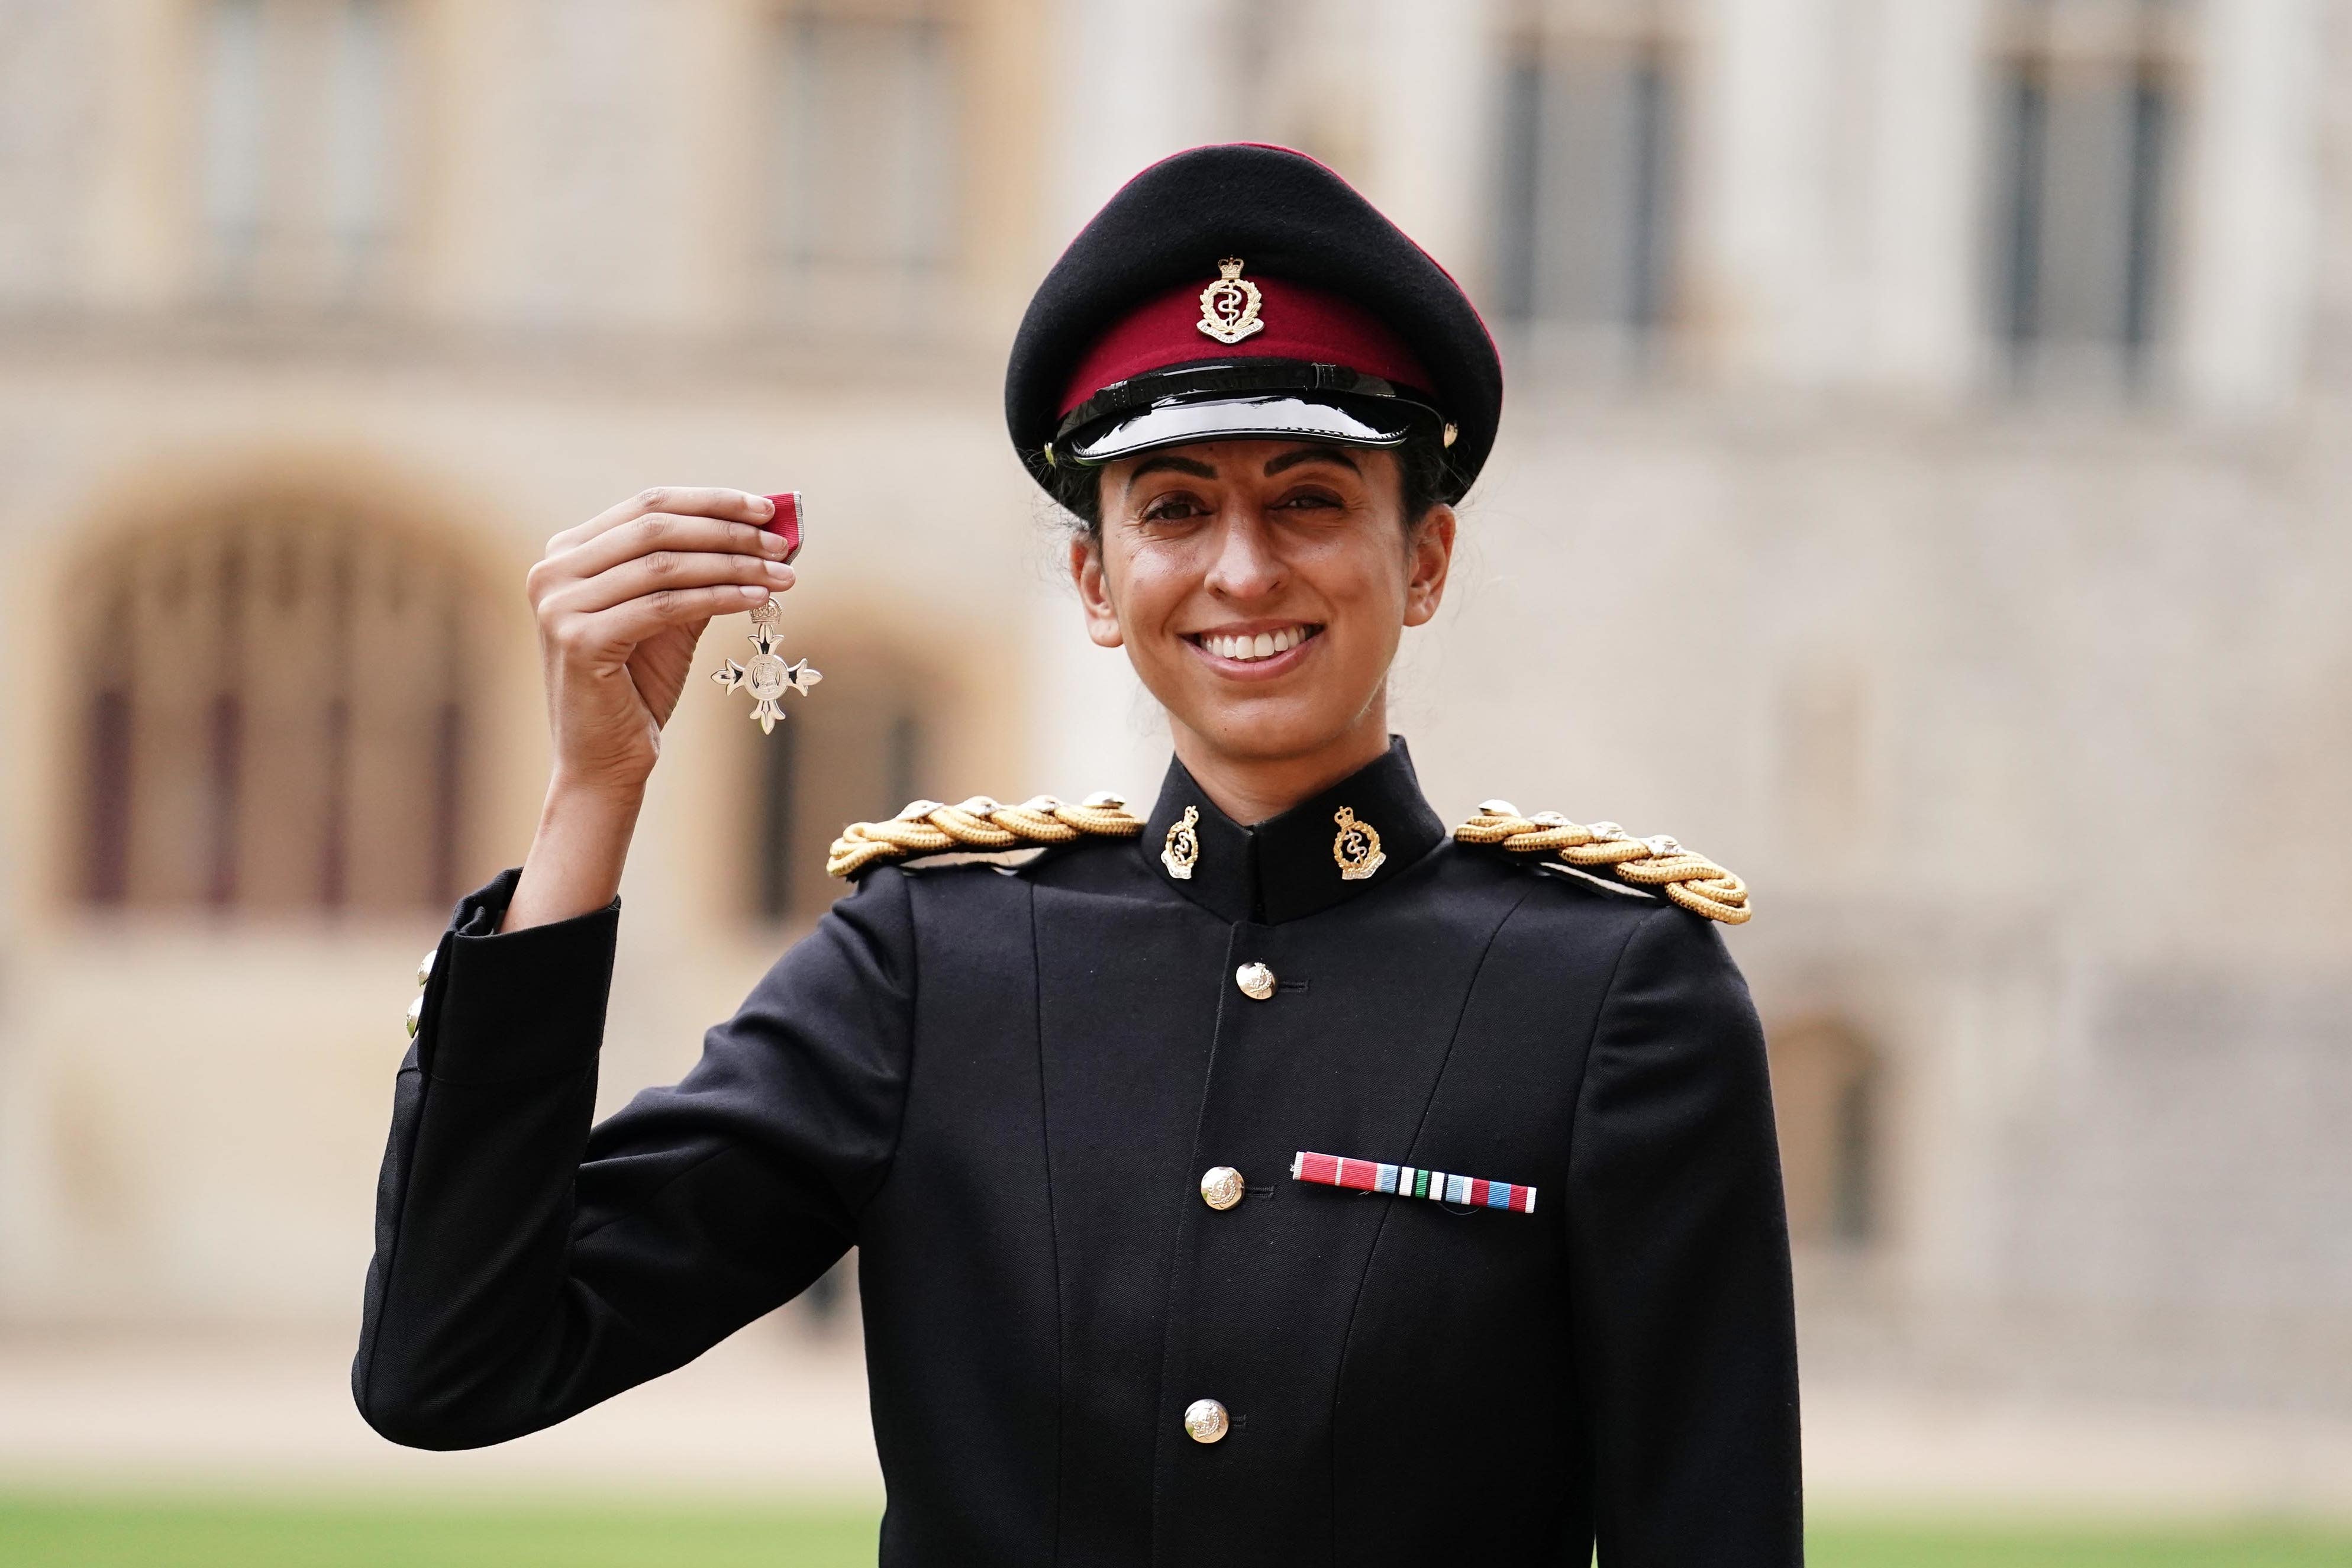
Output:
[1566, 906, 1803, 1567]
[352, 866, 916, 1450]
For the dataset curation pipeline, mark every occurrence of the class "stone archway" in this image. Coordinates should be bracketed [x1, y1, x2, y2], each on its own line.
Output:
[67, 492, 499, 914]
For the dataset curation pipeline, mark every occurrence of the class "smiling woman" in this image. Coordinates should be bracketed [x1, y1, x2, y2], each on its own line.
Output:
[1064, 437, 1455, 821]
[357, 144, 1790, 1567]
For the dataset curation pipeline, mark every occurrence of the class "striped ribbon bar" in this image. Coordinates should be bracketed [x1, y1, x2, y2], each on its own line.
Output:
[1290, 1151, 1536, 1215]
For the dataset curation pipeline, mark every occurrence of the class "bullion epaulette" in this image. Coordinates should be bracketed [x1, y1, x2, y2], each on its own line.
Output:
[1452, 801, 1752, 924]
[827, 793, 1146, 879]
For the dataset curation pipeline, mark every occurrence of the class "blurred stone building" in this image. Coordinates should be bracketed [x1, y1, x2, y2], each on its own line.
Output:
[0, 0, 2345, 1414]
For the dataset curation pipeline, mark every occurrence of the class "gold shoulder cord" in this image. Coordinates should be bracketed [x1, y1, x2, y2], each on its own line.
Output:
[827, 793, 1145, 880]
[1452, 802, 1752, 925]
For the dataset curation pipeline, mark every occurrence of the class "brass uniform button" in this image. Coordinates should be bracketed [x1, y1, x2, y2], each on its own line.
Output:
[404, 992, 424, 1040]
[1183, 1398, 1230, 1444]
[416, 947, 437, 986]
[1199, 1166, 1245, 1211]
[1234, 962, 1276, 1001]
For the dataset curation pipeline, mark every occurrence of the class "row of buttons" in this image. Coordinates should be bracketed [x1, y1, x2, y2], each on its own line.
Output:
[1198, 960, 1277, 1216]
[1185, 960, 1281, 1441]
[1189, 1164, 1244, 1437]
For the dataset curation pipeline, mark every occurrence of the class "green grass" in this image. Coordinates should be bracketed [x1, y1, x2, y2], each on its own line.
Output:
[1, 1497, 2347, 1566]
[0, 1498, 881, 1568]
[1806, 1518, 2352, 1567]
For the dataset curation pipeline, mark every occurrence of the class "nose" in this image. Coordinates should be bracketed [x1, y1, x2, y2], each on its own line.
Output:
[1203, 505, 1284, 601]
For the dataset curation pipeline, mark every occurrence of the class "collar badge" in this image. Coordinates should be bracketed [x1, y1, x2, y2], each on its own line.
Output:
[1162, 804, 1201, 880]
[1333, 806, 1386, 882]
[1196, 257, 1266, 345]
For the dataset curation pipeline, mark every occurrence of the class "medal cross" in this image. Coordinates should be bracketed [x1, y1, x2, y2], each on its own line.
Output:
[712, 603, 822, 734]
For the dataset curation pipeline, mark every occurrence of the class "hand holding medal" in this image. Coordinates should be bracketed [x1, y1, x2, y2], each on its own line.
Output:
[505, 486, 802, 930]
[709, 492, 821, 734]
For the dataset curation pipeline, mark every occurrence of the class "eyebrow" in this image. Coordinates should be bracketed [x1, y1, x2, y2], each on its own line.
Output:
[1263, 445, 1361, 477]
[1129, 454, 1219, 482]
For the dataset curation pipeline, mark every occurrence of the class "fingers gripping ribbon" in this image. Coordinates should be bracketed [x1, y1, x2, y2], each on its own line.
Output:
[826, 793, 1146, 880]
[1451, 802, 1753, 924]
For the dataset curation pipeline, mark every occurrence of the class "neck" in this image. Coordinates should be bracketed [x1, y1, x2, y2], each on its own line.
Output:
[1168, 691, 1392, 826]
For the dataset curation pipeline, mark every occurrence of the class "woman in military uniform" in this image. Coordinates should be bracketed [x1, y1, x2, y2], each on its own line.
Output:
[358, 144, 1799, 1566]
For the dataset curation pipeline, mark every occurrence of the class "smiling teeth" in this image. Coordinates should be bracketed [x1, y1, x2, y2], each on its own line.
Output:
[1205, 627, 1312, 662]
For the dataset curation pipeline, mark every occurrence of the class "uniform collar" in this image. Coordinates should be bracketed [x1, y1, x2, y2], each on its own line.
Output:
[1141, 737, 1446, 925]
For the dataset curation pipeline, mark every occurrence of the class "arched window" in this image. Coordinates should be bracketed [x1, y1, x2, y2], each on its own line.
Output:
[1992, 0, 2189, 392]
[72, 499, 489, 913]
[766, 0, 960, 333]
[1767, 1017, 1883, 1248]
[199, 0, 409, 308]
[1492, 0, 1689, 366]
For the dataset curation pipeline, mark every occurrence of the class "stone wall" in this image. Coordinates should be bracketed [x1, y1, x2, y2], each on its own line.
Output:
[0, 0, 2344, 1411]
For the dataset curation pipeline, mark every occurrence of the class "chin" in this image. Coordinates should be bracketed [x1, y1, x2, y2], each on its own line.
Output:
[1182, 696, 1364, 763]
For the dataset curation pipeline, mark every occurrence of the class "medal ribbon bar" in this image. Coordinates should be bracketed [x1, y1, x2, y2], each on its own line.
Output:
[1291, 1150, 1535, 1215]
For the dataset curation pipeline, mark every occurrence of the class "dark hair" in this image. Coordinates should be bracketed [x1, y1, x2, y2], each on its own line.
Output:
[1048, 428, 1457, 538]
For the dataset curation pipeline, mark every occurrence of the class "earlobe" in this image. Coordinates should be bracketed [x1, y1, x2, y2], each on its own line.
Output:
[1069, 537, 1125, 649]
[1402, 505, 1456, 628]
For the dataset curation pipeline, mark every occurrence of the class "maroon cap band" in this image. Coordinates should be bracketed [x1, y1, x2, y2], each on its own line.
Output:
[1057, 270, 1435, 418]
[1007, 143, 1502, 502]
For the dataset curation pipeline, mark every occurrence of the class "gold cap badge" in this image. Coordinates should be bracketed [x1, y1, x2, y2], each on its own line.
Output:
[1197, 257, 1265, 345]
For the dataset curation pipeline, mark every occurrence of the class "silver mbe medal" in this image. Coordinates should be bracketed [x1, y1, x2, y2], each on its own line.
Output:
[712, 491, 821, 733]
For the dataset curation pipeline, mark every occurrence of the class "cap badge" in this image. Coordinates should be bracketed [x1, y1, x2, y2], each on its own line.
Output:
[1333, 806, 1386, 882]
[1196, 257, 1266, 346]
[1162, 805, 1201, 880]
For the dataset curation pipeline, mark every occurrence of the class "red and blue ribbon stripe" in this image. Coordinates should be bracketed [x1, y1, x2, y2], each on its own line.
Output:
[1291, 1151, 1535, 1214]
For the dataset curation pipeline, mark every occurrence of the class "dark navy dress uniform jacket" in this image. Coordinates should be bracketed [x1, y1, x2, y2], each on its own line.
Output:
[356, 741, 1802, 1566]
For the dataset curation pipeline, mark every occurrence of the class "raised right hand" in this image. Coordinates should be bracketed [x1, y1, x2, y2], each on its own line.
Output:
[498, 488, 793, 932]
[527, 486, 795, 800]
